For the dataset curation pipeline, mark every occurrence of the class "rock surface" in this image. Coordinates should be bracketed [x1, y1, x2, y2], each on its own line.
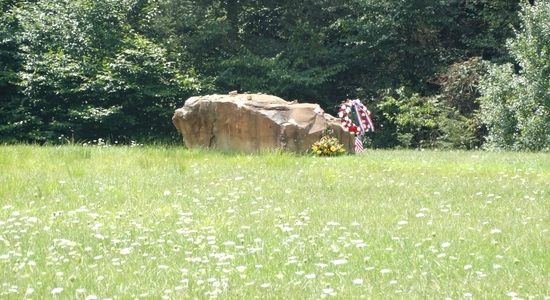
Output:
[172, 93, 355, 154]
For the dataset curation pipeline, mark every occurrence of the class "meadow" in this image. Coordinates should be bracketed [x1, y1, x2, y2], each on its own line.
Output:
[0, 145, 549, 299]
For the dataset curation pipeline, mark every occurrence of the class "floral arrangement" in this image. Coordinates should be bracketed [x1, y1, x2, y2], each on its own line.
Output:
[311, 135, 346, 156]
[338, 99, 374, 136]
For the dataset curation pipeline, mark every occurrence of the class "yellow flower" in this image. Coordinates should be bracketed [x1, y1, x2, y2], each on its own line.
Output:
[312, 135, 346, 156]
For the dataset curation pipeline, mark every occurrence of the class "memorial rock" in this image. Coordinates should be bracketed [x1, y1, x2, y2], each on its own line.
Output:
[172, 93, 355, 154]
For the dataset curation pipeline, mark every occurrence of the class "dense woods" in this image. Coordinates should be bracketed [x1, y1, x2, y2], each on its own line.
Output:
[1, 0, 549, 150]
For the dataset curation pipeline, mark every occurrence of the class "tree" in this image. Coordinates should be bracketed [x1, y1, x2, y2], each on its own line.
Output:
[2, 0, 526, 147]
[450, 0, 522, 62]
[479, 0, 550, 151]
[151, 0, 354, 109]
[0, 0, 24, 143]
[6, 0, 205, 143]
[147, 0, 523, 149]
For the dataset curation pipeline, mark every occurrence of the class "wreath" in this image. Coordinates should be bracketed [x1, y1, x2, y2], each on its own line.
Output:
[338, 99, 374, 136]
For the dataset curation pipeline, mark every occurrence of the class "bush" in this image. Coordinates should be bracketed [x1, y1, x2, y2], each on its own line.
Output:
[375, 87, 479, 149]
[478, 1, 550, 151]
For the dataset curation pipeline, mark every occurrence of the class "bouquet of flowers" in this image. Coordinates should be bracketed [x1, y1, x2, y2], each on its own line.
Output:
[311, 135, 346, 156]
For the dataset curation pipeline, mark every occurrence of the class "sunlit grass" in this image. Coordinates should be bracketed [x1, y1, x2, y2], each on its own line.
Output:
[1, 145, 549, 299]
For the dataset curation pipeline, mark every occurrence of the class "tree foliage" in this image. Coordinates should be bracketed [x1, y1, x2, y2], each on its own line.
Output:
[1, 0, 206, 143]
[479, 0, 550, 151]
[375, 85, 481, 150]
[0, 0, 532, 148]
[0, 0, 23, 143]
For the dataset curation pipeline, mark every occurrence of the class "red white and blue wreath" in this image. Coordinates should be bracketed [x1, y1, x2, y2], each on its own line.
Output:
[338, 99, 375, 152]
[338, 99, 375, 135]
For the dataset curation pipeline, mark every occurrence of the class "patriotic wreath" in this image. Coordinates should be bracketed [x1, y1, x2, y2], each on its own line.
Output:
[338, 99, 374, 136]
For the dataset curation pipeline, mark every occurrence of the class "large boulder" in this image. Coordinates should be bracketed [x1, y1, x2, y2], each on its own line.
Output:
[172, 93, 355, 154]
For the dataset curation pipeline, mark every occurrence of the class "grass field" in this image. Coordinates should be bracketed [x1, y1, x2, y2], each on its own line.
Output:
[1, 145, 549, 299]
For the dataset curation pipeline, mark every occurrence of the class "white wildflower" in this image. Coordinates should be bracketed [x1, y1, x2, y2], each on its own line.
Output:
[236, 266, 247, 272]
[330, 259, 348, 265]
[120, 248, 131, 255]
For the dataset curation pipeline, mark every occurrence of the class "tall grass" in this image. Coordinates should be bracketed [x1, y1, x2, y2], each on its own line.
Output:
[1, 145, 549, 299]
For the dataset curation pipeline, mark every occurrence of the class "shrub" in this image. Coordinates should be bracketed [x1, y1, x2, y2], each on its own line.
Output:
[376, 87, 479, 149]
[478, 1, 550, 151]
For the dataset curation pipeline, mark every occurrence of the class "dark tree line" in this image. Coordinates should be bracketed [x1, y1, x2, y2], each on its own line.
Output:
[2, 0, 548, 149]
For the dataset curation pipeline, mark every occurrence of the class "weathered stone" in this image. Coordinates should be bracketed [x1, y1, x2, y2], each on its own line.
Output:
[172, 93, 355, 154]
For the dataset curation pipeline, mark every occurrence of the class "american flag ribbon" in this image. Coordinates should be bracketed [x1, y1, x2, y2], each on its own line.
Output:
[351, 99, 375, 132]
[355, 136, 363, 153]
[351, 100, 367, 133]
[365, 111, 375, 132]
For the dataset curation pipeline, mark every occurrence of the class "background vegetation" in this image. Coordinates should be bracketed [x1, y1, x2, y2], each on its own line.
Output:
[1, 0, 549, 150]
